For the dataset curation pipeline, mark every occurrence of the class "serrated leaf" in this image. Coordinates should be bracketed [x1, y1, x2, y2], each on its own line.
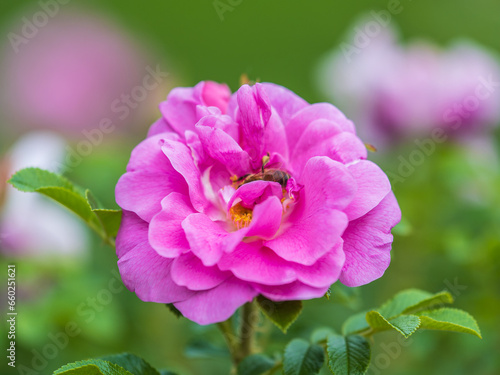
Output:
[9, 167, 84, 194]
[284, 339, 324, 375]
[310, 327, 336, 344]
[93, 209, 122, 238]
[257, 296, 302, 333]
[8, 167, 120, 245]
[377, 289, 433, 318]
[100, 353, 160, 375]
[342, 311, 370, 335]
[9, 168, 97, 228]
[365, 311, 420, 338]
[377, 289, 453, 318]
[417, 308, 482, 338]
[237, 354, 275, 375]
[327, 334, 371, 375]
[53, 359, 133, 375]
[401, 291, 454, 314]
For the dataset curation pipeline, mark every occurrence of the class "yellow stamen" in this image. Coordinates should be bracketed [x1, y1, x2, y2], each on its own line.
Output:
[230, 175, 240, 189]
[230, 203, 253, 229]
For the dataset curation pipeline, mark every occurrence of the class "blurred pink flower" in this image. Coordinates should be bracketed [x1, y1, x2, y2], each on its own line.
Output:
[0, 132, 88, 257]
[1, 10, 146, 135]
[317, 20, 500, 145]
[115, 81, 401, 324]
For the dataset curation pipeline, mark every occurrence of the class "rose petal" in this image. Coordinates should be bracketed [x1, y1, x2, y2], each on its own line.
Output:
[174, 278, 257, 325]
[147, 117, 174, 138]
[170, 252, 230, 291]
[236, 84, 271, 164]
[289, 118, 342, 174]
[340, 192, 401, 287]
[227, 180, 283, 212]
[265, 157, 355, 265]
[162, 139, 210, 213]
[344, 160, 392, 221]
[116, 211, 194, 303]
[158, 82, 204, 135]
[327, 132, 367, 163]
[182, 214, 241, 266]
[218, 242, 297, 286]
[116, 134, 188, 222]
[285, 103, 356, 153]
[201, 81, 231, 113]
[254, 281, 329, 301]
[196, 121, 250, 176]
[246, 196, 283, 239]
[258, 83, 308, 126]
[149, 193, 194, 258]
[219, 241, 344, 288]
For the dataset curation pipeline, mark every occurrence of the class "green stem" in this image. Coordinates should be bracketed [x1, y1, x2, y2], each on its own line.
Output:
[354, 327, 376, 338]
[217, 300, 260, 374]
[217, 318, 240, 366]
[238, 300, 258, 361]
[267, 361, 283, 375]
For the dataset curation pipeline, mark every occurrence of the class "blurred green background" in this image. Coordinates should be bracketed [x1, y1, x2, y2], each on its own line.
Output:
[1, 1, 499, 374]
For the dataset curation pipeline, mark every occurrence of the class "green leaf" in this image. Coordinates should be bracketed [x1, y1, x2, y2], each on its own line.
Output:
[8, 168, 121, 245]
[365, 311, 420, 338]
[237, 354, 276, 375]
[165, 304, 183, 318]
[329, 284, 361, 309]
[184, 339, 229, 358]
[401, 291, 454, 314]
[327, 334, 371, 375]
[257, 295, 302, 333]
[100, 353, 160, 375]
[377, 289, 453, 318]
[283, 339, 324, 375]
[377, 289, 432, 317]
[417, 308, 482, 338]
[53, 359, 133, 375]
[93, 209, 122, 238]
[342, 311, 370, 336]
[86, 190, 122, 238]
[310, 327, 336, 344]
[9, 167, 84, 194]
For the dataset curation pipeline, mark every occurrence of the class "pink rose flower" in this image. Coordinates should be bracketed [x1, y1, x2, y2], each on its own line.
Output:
[317, 20, 500, 145]
[1, 10, 146, 135]
[115, 81, 401, 324]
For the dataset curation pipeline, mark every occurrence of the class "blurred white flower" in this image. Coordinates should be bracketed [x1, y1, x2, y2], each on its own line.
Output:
[1, 132, 88, 257]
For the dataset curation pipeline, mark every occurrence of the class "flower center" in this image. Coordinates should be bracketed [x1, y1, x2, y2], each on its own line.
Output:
[230, 203, 253, 229]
